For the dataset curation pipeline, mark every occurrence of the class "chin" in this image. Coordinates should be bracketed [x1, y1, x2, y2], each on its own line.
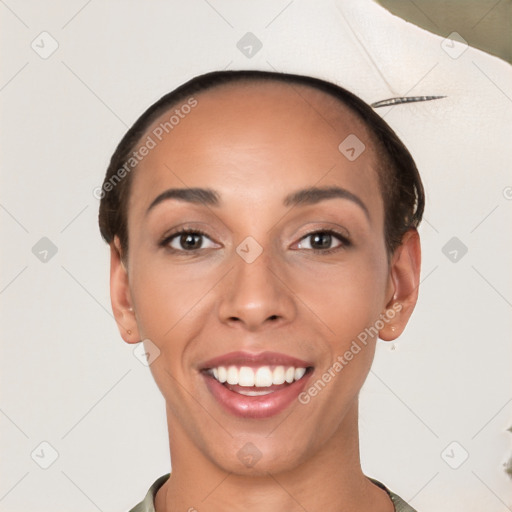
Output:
[207, 436, 312, 477]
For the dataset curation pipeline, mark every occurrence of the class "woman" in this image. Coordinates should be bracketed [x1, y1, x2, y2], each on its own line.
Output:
[98, 70, 423, 512]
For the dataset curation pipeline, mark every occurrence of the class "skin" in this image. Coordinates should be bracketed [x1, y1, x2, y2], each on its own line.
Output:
[109, 82, 421, 512]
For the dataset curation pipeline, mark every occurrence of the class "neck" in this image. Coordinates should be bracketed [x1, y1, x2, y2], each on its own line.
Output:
[155, 400, 393, 512]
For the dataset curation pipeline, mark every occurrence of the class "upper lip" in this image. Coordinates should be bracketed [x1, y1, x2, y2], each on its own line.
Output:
[199, 351, 313, 370]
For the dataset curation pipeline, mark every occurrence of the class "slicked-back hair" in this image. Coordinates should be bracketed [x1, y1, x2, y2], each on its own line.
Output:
[98, 70, 424, 259]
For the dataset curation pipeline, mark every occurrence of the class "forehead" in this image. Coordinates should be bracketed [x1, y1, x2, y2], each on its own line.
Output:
[147, 80, 374, 147]
[129, 80, 383, 222]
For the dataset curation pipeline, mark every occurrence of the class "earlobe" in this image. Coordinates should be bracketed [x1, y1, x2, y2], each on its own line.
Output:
[379, 228, 421, 341]
[110, 236, 140, 343]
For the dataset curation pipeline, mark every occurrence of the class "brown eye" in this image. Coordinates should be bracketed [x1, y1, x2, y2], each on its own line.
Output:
[296, 230, 350, 253]
[162, 229, 219, 252]
[309, 233, 334, 250]
[179, 233, 203, 250]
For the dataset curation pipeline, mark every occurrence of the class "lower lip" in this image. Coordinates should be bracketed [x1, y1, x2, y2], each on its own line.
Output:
[203, 371, 312, 419]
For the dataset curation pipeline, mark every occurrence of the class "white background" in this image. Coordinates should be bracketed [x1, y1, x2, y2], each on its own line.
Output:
[1, 1, 511, 511]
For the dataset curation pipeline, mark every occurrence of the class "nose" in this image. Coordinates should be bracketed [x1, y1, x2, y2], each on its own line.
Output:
[218, 247, 297, 332]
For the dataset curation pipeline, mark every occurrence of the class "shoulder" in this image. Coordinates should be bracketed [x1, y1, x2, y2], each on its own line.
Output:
[128, 473, 171, 512]
[368, 477, 419, 512]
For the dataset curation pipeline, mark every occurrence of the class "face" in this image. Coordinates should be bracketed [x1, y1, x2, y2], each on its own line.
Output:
[110, 82, 420, 475]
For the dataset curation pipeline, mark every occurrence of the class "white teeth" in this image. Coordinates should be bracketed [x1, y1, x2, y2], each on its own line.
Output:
[238, 366, 255, 386]
[255, 367, 273, 387]
[226, 366, 238, 385]
[217, 366, 227, 383]
[272, 366, 286, 385]
[208, 365, 308, 387]
[236, 388, 274, 396]
[294, 367, 306, 380]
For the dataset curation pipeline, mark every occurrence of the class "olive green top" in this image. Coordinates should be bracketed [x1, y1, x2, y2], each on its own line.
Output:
[128, 473, 418, 512]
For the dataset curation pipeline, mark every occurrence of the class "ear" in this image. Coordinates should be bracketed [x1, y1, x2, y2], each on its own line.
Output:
[379, 228, 421, 341]
[110, 236, 140, 343]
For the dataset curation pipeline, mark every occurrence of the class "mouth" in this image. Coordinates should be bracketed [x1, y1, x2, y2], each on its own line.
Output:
[199, 351, 314, 419]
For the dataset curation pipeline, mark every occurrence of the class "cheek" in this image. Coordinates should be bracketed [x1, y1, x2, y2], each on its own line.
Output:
[128, 258, 218, 401]
[288, 250, 389, 342]
[128, 255, 216, 341]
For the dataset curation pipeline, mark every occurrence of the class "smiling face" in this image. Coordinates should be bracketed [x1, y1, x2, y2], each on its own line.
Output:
[110, 81, 420, 477]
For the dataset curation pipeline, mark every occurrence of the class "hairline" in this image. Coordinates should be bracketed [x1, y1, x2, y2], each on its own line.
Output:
[121, 77, 391, 254]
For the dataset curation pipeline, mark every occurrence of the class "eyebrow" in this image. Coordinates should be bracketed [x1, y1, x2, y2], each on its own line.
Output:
[146, 187, 220, 215]
[146, 185, 369, 219]
[283, 186, 369, 219]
